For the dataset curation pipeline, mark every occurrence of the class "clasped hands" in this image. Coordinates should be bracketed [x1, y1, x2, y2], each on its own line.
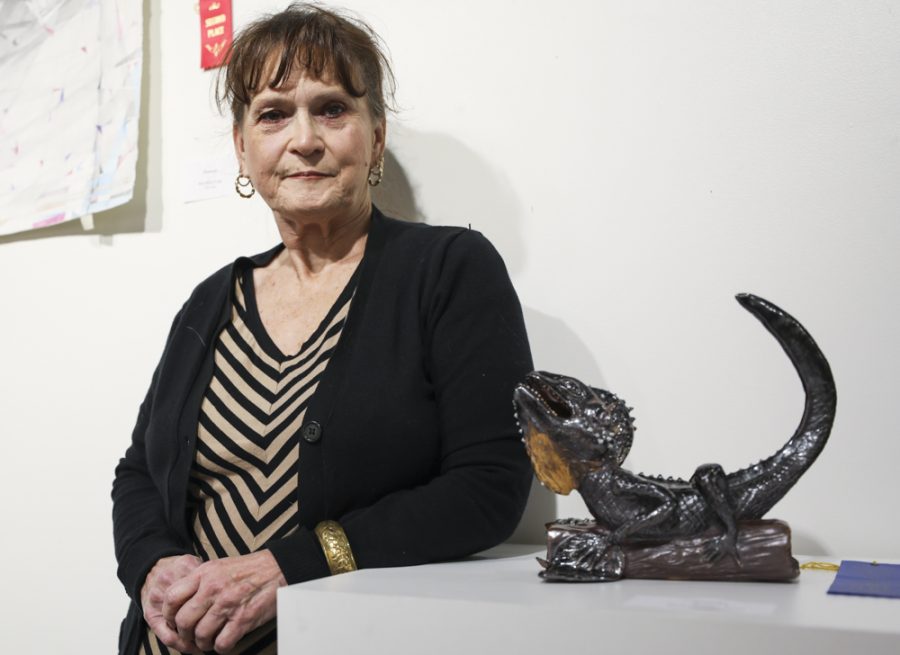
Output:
[140, 550, 287, 654]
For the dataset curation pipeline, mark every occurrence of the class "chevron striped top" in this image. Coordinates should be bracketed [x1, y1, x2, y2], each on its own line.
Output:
[140, 265, 357, 655]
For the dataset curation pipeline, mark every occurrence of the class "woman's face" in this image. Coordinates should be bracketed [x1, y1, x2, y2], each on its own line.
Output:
[233, 68, 385, 225]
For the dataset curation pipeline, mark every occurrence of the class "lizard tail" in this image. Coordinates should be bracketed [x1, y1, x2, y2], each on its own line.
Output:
[727, 293, 837, 519]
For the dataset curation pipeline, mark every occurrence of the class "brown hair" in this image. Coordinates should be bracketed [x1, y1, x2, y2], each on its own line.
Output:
[218, 3, 395, 124]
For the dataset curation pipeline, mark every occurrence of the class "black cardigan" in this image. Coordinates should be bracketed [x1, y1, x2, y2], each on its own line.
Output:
[112, 209, 534, 653]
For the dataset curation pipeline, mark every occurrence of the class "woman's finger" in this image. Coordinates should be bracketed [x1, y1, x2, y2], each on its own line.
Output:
[173, 592, 215, 644]
[161, 572, 201, 629]
[146, 611, 202, 654]
[192, 605, 230, 652]
[214, 618, 251, 654]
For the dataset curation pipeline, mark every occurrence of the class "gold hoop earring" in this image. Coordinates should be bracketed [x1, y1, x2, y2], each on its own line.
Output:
[235, 174, 255, 198]
[368, 157, 384, 187]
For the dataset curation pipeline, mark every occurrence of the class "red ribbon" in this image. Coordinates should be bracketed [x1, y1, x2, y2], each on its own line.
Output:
[200, 0, 233, 70]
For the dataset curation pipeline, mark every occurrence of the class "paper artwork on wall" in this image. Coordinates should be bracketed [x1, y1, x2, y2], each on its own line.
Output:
[0, 0, 143, 236]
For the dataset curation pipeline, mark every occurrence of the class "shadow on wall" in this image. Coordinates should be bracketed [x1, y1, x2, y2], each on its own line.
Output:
[508, 306, 608, 544]
[792, 531, 830, 557]
[0, 0, 161, 247]
[524, 306, 607, 389]
[509, 477, 558, 545]
[374, 127, 527, 276]
[371, 149, 421, 223]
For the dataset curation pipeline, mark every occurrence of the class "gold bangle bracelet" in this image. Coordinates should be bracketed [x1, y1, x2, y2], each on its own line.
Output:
[314, 520, 358, 575]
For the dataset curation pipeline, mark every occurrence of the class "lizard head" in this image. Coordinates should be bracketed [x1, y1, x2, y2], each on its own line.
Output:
[513, 371, 635, 494]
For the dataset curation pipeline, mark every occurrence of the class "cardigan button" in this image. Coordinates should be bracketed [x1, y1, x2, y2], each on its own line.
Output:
[302, 421, 322, 443]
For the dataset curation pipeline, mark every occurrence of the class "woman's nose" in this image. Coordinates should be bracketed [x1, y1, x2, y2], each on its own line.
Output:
[287, 112, 323, 156]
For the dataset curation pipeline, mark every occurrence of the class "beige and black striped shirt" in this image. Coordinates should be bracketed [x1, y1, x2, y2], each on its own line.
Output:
[140, 266, 355, 655]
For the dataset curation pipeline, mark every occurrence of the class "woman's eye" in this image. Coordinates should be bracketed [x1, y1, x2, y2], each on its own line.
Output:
[323, 103, 346, 118]
[258, 109, 284, 122]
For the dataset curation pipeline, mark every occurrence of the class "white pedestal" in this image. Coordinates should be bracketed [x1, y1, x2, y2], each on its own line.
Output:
[278, 545, 899, 654]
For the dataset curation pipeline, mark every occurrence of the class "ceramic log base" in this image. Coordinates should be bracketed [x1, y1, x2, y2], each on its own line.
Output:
[540, 519, 800, 582]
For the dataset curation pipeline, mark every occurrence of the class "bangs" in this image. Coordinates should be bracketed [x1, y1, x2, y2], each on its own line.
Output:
[233, 36, 368, 107]
[218, 4, 392, 124]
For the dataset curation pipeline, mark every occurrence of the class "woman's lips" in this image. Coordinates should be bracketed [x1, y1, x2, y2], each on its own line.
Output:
[287, 171, 330, 178]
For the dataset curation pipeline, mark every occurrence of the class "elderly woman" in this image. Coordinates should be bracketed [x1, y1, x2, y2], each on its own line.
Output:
[112, 4, 532, 654]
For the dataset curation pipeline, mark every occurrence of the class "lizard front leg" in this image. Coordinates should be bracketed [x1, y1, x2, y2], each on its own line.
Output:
[607, 472, 678, 544]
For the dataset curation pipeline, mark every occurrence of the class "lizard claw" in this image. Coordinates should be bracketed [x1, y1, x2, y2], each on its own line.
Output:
[542, 533, 624, 582]
[702, 535, 741, 566]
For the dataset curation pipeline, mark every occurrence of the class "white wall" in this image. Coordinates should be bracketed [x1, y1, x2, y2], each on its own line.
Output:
[1, 1, 898, 651]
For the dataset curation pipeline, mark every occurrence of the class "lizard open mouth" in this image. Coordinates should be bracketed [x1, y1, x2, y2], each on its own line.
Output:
[519, 375, 573, 420]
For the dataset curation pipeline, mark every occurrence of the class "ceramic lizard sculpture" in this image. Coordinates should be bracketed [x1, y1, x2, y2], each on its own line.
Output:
[513, 294, 836, 577]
